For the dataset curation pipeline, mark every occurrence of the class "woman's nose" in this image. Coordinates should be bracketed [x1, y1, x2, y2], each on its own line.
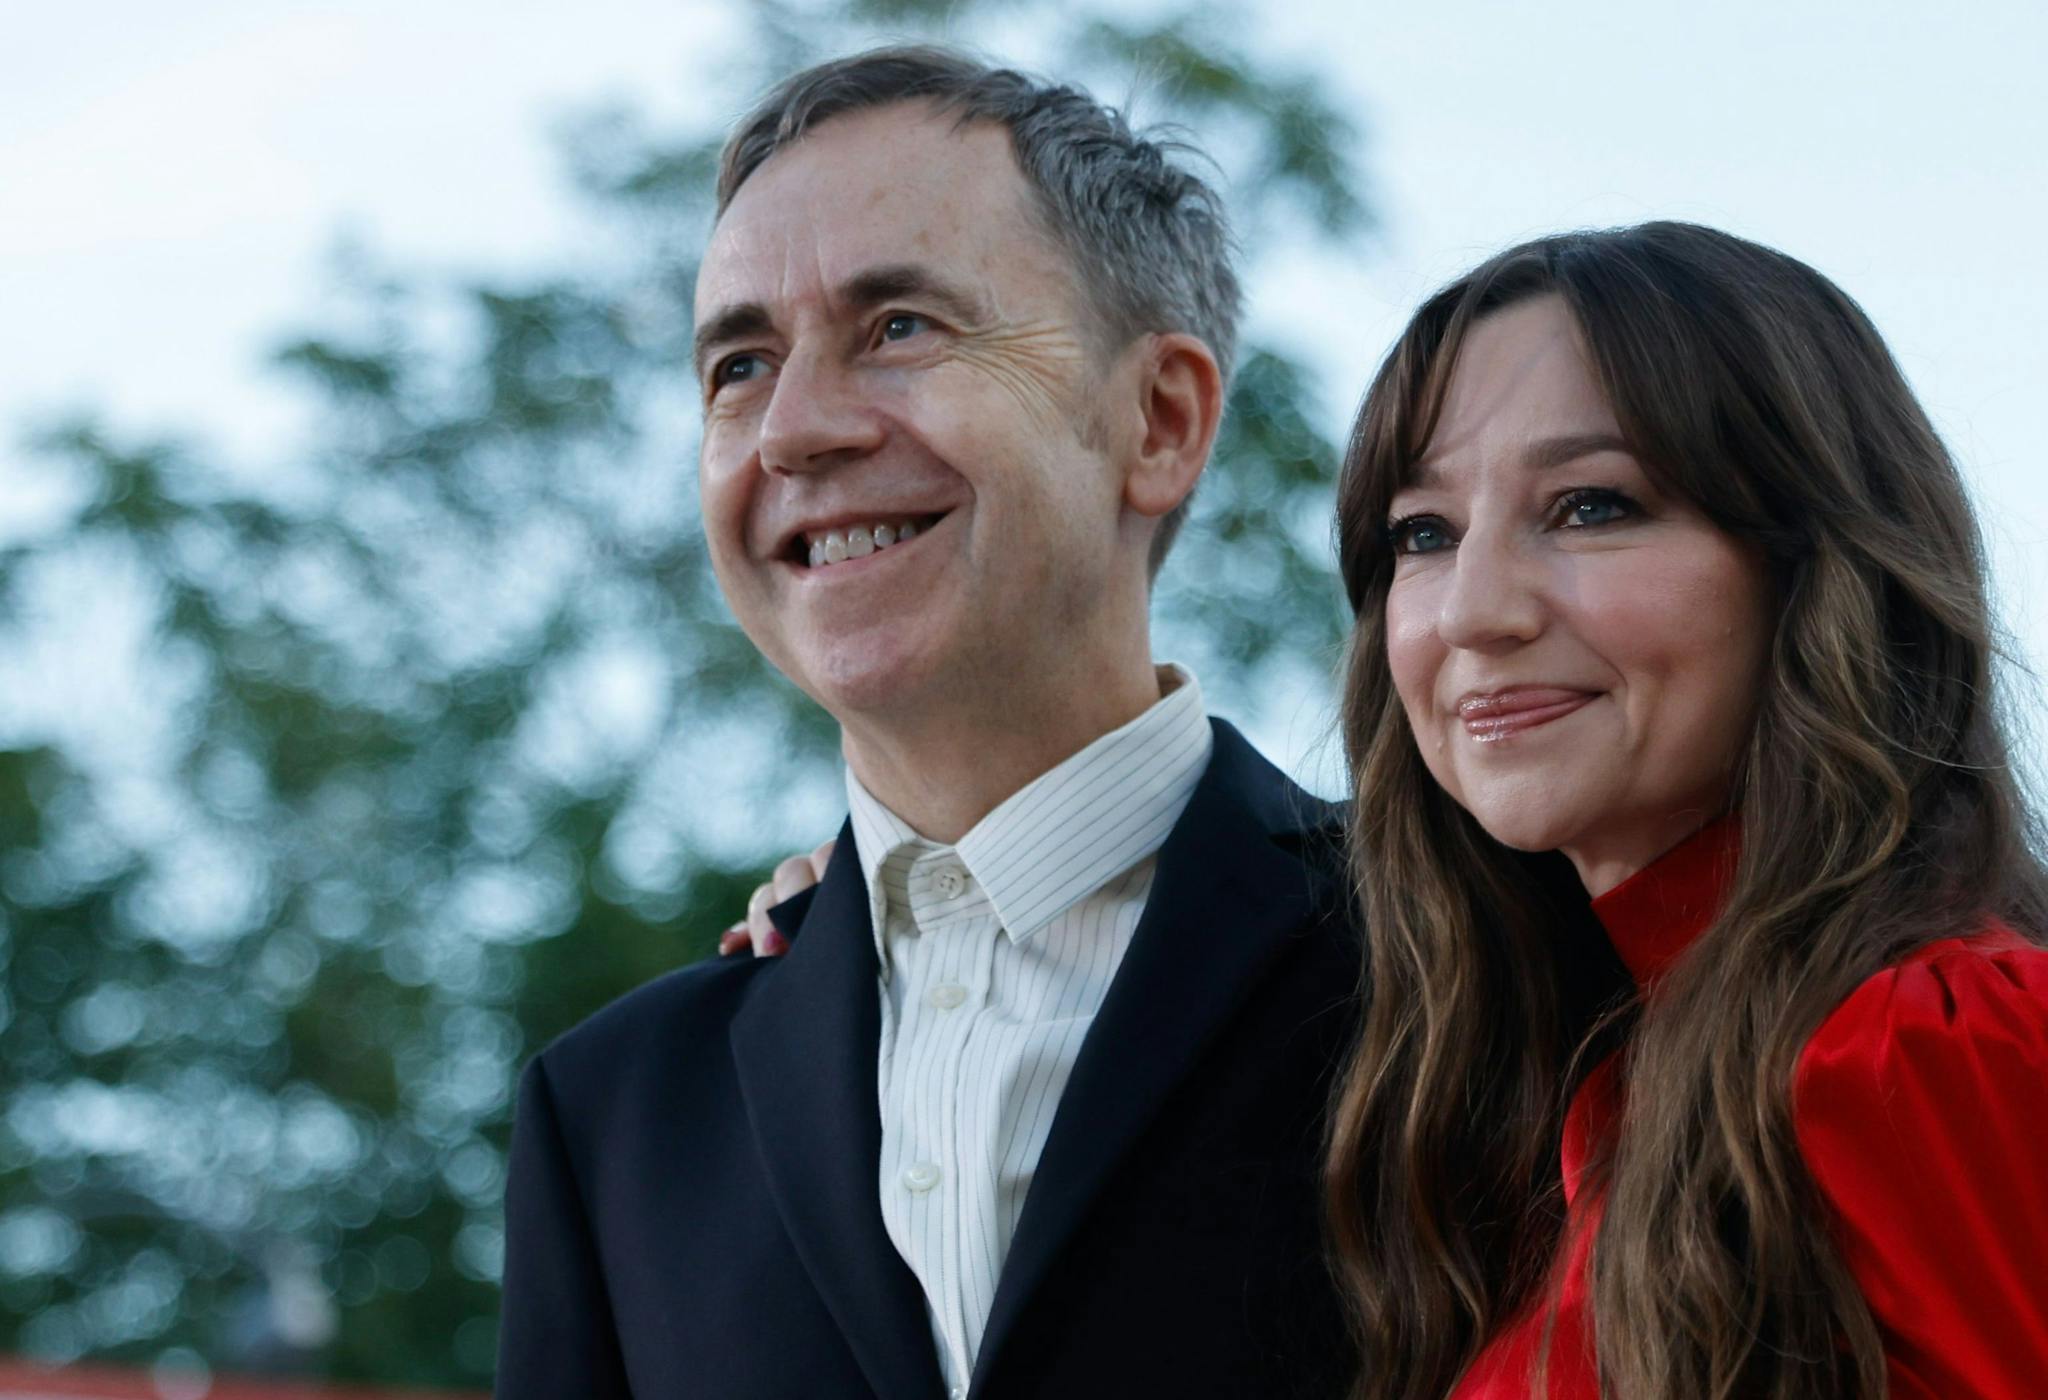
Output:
[1434, 527, 1545, 651]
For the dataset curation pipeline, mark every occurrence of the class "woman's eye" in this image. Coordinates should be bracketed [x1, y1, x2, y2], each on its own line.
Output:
[880, 313, 930, 343]
[1384, 515, 1454, 555]
[1556, 488, 1637, 529]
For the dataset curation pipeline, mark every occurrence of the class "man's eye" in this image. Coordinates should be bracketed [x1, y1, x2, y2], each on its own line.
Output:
[1555, 488, 1638, 529]
[1384, 515, 1454, 555]
[711, 353, 763, 390]
[879, 313, 930, 343]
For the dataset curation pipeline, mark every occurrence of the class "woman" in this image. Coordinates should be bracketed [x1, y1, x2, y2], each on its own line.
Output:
[728, 221, 2048, 1397]
[1327, 221, 2048, 1399]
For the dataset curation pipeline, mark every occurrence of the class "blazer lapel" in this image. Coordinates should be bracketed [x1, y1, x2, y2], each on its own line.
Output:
[730, 827, 946, 1400]
[970, 723, 1344, 1391]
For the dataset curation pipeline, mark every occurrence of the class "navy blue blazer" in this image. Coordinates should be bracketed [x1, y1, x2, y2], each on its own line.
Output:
[495, 720, 1361, 1398]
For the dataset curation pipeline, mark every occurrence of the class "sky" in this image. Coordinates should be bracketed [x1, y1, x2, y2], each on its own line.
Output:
[4, 0, 2045, 792]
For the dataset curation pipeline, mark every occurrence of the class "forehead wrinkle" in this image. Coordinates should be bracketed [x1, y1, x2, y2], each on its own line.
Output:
[706, 107, 1088, 329]
[691, 230, 850, 378]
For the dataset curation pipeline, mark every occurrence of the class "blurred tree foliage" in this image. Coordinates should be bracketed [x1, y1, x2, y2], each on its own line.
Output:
[0, 0, 1364, 1386]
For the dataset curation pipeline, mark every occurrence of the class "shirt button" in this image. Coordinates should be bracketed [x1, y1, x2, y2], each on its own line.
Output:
[902, 1162, 941, 1194]
[932, 864, 967, 898]
[949, 1389, 965, 1400]
[927, 982, 968, 1010]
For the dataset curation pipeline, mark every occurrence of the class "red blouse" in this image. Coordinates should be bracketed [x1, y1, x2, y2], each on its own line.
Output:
[1448, 818, 2048, 1399]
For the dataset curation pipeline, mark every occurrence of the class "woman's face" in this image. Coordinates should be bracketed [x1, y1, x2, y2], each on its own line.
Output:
[1382, 296, 1772, 896]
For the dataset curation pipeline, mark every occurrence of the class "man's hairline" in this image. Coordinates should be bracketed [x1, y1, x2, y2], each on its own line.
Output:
[713, 100, 1150, 365]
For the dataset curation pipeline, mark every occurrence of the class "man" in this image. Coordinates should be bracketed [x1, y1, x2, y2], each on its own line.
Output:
[496, 46, 1359, 1399]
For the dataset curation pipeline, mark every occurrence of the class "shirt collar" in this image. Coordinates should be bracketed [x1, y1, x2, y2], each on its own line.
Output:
[845, 665, 1213, 960]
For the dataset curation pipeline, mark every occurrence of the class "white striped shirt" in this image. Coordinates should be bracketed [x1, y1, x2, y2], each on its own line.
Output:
[846, 665, 1213, 1396]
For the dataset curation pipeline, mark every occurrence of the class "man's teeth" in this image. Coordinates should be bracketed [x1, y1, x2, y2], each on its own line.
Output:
[805, 520, 921, 568]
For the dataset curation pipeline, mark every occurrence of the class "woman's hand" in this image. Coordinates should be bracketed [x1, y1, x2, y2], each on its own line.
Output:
[719, 841, 835, 957]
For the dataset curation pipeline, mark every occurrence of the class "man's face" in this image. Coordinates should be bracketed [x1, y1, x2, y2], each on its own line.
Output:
[695, 103, 1140, 729]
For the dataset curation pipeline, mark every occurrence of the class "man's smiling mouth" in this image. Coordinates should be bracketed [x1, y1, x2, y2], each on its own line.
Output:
[794, 513, 948, 568]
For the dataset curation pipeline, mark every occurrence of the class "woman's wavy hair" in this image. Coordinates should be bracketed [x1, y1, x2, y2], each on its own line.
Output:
[1325, 221, 2048, 1399]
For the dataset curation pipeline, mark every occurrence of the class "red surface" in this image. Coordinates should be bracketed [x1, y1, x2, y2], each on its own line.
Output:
[1449, 819, 2048, 1399]
[0, 1359, 483, 1400]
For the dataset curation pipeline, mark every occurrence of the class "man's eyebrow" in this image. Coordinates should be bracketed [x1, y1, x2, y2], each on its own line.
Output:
[840, 264, 991, 327]
[1405, 431, 1636, 492]
[693, 303, 773, 382]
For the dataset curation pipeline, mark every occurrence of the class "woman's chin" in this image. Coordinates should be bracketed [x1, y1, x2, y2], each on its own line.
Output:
[1458, 797, 1587, 857]
[1477, 822, 1572, 856]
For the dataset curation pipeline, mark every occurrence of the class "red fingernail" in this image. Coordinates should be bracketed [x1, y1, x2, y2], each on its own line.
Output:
[763, 930, 789, 956]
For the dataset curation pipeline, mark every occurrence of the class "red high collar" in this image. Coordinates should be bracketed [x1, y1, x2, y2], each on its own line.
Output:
[1588, 815, 1742, 986]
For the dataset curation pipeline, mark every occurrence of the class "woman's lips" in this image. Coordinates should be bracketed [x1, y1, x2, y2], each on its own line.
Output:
[1455, 688, 1598, 742]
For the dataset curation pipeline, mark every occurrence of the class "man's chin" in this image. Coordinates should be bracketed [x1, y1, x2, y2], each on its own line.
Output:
[797, 644, 951, 727]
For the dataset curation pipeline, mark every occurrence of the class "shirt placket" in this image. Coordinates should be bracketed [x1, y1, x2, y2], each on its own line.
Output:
[916, 859, 993, 1392]
[952, 907, 1001, 1374]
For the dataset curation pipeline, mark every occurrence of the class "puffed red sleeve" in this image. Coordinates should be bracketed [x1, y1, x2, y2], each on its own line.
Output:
[1792, 930, 2048, 1400]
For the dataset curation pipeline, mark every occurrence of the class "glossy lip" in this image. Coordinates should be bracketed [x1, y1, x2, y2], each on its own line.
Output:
[1454, 686, 1599, 742]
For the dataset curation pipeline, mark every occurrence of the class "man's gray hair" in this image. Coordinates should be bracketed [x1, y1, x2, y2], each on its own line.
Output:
[714, 45, 1242, 573]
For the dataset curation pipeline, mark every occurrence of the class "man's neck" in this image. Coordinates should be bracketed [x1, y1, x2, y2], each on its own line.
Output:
[840, 661, 1169, 844]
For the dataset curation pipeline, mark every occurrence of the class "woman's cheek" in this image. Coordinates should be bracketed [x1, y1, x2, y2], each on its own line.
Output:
[1382, 582, 1450, 765]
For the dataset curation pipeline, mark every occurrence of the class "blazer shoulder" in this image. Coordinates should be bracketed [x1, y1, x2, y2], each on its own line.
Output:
[1202, 717, 1349, 876]
[535, 947, 771, 1085]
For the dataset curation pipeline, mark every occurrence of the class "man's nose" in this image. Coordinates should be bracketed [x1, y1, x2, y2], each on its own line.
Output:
[1435, 527, 1545, 651]
[756, 350, 885, 475]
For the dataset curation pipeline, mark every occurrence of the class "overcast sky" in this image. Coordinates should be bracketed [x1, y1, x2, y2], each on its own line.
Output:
[5, 1, 2043, 788]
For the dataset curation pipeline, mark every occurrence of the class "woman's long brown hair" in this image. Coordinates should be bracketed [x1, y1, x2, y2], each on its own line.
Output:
[1325, 222, 2048, 1399]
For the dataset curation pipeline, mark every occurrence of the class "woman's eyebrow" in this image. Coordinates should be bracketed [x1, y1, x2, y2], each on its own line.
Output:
[1405, 431, 1633, 491]
[1521, 431, 1633, 472]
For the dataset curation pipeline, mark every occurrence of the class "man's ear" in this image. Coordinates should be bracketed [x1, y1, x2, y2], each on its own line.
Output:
[1123, 333, 1224, 520]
